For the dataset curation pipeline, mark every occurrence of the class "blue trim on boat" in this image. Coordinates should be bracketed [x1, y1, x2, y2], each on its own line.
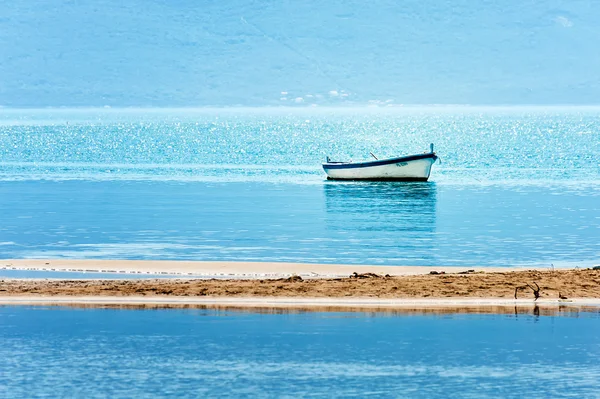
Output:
[322, 153, 437, 170]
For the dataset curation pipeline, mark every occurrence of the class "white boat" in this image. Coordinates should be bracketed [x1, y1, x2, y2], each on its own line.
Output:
[323, 144, 438, 181]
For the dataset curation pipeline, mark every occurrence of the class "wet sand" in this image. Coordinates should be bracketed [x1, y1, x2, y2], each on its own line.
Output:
[2, 268, 599, 312]
[2, 259, 547, 278]
[2, 296, 600, 315]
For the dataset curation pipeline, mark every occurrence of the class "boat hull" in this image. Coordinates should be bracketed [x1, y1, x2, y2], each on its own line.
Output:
[323, 153, 437, 181]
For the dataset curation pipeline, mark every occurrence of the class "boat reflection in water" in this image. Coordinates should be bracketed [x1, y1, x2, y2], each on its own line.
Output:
[323, 181, 437, 265]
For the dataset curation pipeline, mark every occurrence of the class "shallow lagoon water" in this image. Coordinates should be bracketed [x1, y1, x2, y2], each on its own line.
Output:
[0, 180, 598, 267]
[1, 306, 600, 398]
[0, 269, 198, 279]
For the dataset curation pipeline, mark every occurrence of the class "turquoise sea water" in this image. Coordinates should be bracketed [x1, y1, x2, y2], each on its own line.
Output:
[1, 108, 599, 268]
[2, 108, 600, 397]
[1, 306, 600, 398]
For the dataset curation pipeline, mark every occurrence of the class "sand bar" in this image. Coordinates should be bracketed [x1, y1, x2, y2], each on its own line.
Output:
[2, 260, 599, 314]
[2, 268, 599, 303]
[1, 259, 551, 278]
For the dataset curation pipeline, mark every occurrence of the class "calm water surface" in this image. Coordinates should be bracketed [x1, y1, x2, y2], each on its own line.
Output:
[1, 306, 600, 398]
[1, 111, 599, 397]
[0, 180, 599, 267]
[0, 108, 599, 267]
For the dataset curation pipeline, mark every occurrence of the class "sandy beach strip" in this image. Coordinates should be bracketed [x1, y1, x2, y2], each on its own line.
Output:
[1, 258, 553, 278]
[2, 268, 599, 310]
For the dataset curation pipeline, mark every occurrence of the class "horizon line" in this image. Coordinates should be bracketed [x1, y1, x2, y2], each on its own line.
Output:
[3, 104, 600, 112]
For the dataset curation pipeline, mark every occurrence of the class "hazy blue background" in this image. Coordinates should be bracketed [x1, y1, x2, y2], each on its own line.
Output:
[2, 0, 600, 107]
